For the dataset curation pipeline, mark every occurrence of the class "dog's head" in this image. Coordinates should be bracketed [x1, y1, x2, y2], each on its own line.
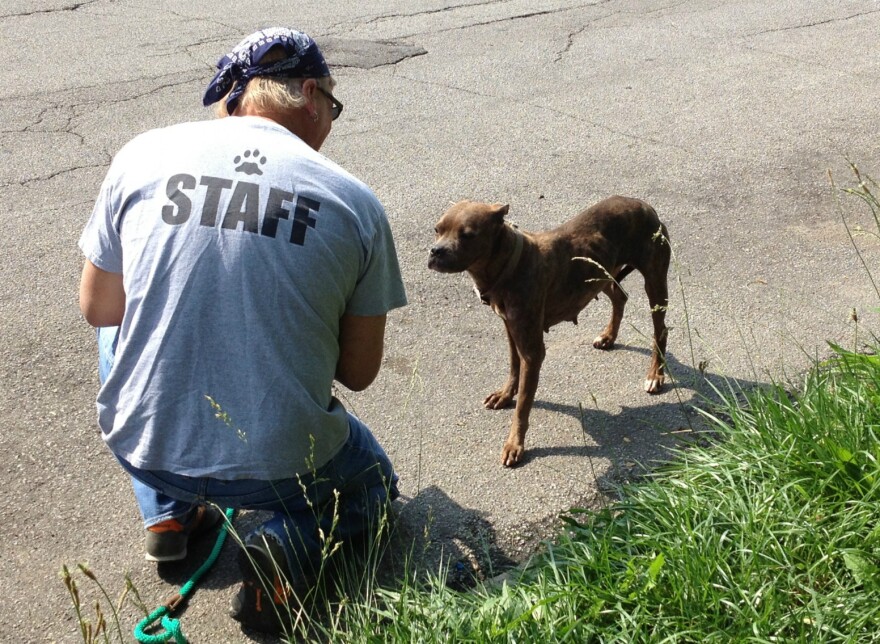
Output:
[428, 200, 510, 273]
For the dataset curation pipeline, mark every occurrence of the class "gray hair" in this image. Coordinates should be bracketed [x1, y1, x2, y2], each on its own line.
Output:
[213, 74, 336, 118]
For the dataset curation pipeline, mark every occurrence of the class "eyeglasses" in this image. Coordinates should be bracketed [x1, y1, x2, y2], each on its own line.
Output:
[317, 87, 343, 121]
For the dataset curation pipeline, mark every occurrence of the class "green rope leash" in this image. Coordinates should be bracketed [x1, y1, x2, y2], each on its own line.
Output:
[134, 507, 235, 644]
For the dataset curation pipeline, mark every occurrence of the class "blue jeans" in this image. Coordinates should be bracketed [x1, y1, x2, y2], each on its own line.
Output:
[96, 327, 398, 578]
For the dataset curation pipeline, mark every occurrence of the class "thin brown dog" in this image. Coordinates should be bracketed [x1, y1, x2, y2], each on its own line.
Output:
[428, 196, 671, 467]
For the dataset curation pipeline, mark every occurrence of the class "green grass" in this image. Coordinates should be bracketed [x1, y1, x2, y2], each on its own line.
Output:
[326, 342, 879, 643]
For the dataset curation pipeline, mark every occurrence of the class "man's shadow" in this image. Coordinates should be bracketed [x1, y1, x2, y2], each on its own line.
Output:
[385, 485, 518, 591]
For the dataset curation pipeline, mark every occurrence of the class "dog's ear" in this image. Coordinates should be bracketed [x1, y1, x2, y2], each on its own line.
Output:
[490, 203, 509, 223]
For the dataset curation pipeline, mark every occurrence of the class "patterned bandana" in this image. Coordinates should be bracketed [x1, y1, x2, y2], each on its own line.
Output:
[203, 28, 331, 113]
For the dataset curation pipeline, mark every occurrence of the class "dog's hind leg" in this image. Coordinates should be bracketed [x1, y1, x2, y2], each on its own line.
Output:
[592, 266, 634, 350]
[643, 249, 670, 394]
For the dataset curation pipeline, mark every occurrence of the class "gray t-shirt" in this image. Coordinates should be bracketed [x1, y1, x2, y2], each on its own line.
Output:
[79, 116, 407, 479]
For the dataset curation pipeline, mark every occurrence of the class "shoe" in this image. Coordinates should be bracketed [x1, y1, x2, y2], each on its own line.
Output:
[230, 534, 301, 634]
[144, 505, 224, 562]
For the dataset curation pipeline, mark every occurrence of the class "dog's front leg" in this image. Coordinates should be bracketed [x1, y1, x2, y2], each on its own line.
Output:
[500, 325, 545, 467]
[484, 322, 520, 410]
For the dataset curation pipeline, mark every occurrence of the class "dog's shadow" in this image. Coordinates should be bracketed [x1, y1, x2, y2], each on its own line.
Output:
[518, 346, 766, 472]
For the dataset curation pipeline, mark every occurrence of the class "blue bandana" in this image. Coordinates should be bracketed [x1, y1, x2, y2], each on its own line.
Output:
[203, 28, 331, 113]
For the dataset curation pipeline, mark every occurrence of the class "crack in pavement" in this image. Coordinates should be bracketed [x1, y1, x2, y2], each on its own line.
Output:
[4, 69, 205, 105]
[0, 0, 103, 19]
[0, 161, 111, 190]
[397, 2, 606, 39]
[640, 0, 703, 16]
[324, 2, 609, 40]
[550, 0, 713, 64]
[552, 12, 614, 63]
[324, 0, 613, 36]
[554, 24, 592, 63]
[101, 74, 206, 105]
[1, 72, 204, 187]
[746, 8, 880, 36]
[32, 106, 83, 144]
[127, 0, 240, 34]
[1, 127, 86, 147]
[326, 0, 514, 33]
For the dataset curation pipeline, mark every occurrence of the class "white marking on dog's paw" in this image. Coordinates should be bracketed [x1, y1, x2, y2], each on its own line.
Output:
[593, 335, 614, 350]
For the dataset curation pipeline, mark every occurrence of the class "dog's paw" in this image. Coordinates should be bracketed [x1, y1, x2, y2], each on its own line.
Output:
[501, 442, 524, 467]
[592, 334, 615, 350]
[484, 390, 514, 409]
[644, 375, 665, 394]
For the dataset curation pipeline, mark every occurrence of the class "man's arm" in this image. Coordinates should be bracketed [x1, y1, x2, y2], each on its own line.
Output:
[336, 313, 387, 392]
[79, 260, 125, 327]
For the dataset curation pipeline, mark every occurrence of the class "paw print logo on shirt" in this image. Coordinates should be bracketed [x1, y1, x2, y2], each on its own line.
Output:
[234, 149, 267, 176]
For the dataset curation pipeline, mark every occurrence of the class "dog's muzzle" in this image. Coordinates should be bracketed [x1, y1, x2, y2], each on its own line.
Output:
[428, 245, 453, 272]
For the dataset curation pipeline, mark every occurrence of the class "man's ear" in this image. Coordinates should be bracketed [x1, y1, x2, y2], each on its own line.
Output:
[301, 78, 319, 114]
[491, 203, 509, 223]
[301, 78, 318, 94]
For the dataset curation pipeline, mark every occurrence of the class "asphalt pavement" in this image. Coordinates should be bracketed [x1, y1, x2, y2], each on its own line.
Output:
[2, 1, 879, 641]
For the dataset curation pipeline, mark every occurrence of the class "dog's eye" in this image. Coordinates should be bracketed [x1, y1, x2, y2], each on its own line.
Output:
[460, 229, 476, 240]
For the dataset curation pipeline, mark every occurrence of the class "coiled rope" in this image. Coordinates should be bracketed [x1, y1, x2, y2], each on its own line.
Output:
[134, 507, 235, 643]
